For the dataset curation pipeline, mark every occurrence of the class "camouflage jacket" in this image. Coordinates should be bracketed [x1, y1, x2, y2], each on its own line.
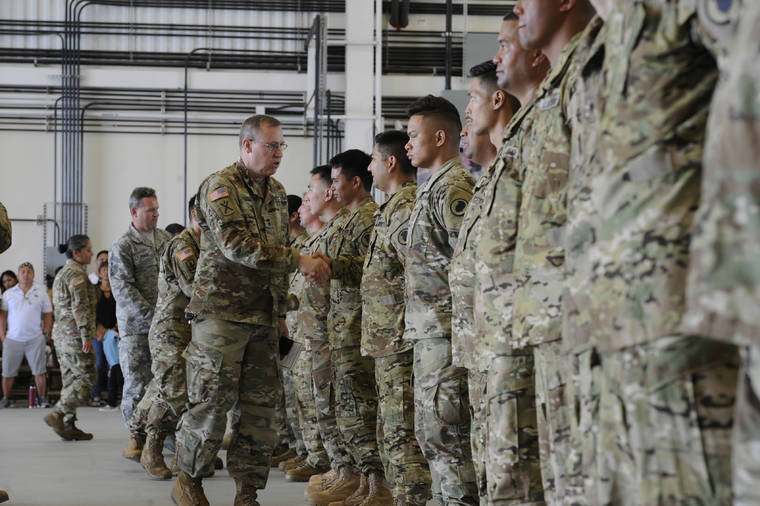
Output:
[295, 208, 350, 345]
[186, 160, 299, 326]
[148, 228, 200, 346]
[589, 2, 718, 352]
[52, 259, 98, 341]
[285, 228, 314, 344]
[471, 97, 540, 366]
[508, 31, 584, 350]
[361, 182, 416, 357]
[327, 197, 378, 350]
[404, 157, 475, 341]
[683, 0, 759, 346]
[110, 224, 171, 336]
[562, 16, 607, 356]
[0, 202, 10, 253]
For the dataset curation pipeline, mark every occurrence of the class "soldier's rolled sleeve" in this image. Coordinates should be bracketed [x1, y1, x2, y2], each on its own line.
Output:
[203, 184, 300, 273]
[109, 242, 153, 317]
[69, 278, 94, 341]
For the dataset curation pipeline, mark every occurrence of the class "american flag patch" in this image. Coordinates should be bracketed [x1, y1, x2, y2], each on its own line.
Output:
[177, 248, 195, 262]
[208, 187, 230, 202]
[72, 276, 85, 286]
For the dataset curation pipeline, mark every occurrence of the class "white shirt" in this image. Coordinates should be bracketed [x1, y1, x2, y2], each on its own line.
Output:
[1, 283, 53, 342]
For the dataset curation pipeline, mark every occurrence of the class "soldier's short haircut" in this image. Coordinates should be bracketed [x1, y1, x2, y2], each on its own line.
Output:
[188, 195, 197, 219]
[310, 164, 332, 188]
[329, 149, 373, 192]
[469, 60, 521, 114]
[503, 12, 518, 21]
[239, 114, 281, 148]
[165, 223, 184, 235]
[375, 130, 416, 176]
[58, 234, 90, 259]
[407, 95, 462, 139]
[287, 194, 302, 215]
[128, 187, 156, 210]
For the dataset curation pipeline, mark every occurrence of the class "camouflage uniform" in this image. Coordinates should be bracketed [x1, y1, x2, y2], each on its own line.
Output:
[583, 3, 739, 504]
[129, 228, 200, 437]
[298, 208, 353, 472]
[175, 160, 299, 488]
[680, 1, 758, 503]
[0, 202, 10, 253]
[326, 196, 382, 475]
[109, 223, 171, 430]
[562, 16, 606, 506]
[361, 181, 431, 504]
[404, 157, 478, 505]
[51, 259, 98, 425]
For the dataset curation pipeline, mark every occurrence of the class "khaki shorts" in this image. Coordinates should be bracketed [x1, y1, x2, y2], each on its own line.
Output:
[2, 335, 47, 377]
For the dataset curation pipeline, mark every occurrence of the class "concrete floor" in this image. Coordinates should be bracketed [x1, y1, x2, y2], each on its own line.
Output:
[0, 405, 309, 506]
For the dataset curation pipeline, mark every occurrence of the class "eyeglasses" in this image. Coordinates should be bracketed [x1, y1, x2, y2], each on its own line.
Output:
[249, 139, 288, 152]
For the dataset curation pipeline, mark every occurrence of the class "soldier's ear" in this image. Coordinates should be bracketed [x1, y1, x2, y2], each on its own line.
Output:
[435, 128, 446, 147]
[386, 154, 397, 174]
[492, 90, 506, 111]
[531, 51, 549, 70]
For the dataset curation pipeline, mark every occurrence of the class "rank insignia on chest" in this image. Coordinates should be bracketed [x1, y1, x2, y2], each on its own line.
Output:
[208, 187, 230, 202]
[177, 248, 195, 262]
[538, 89, 560, 110]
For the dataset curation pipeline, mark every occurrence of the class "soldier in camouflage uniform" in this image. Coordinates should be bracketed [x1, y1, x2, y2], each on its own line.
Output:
[44, 235, 97, 441]
[681, 1, 757, 503]
[450, 59, 517, 505]
[507, 2, 595, 502]
[0, 202, 10, 254]
[576, 2, 740, 504]
[300, 166, 354, 499]
[109, 186, 171, 460]
[307, 150, 384, 506]
[283, 191, 331, 483]
[363, 130, 431, 505]
[133, 197, 202, 479]
[170, 115, 331, 506]
[403, 95, 478, 505]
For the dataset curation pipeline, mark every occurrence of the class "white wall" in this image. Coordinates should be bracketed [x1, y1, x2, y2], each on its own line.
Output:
[0, 130, 314, 277]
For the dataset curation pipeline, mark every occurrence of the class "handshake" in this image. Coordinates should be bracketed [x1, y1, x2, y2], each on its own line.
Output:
[298, 252, 332, 284]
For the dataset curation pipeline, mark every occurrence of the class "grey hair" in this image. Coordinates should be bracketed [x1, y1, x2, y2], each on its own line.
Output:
[128, 187, 157, 210]
[239, 114, 281, 148]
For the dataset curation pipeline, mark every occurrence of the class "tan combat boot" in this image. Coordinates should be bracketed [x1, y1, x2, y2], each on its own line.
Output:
[307, 467, 361, 505]
[358, 472, 392, 506]
[43, 411, 72, 441]
[67, 423, 93, 441]
[272, 447, 297, 467]
[286, 462, 328, 482]
[0, 489, 8, 503]
[123, 434, 145, 462]
[233, 479, 260, 506]
[340, 473, 369, 506]
[141, 432, 172, 480]
[306, 468, 340, 496]
[280, 454, 306, 471]
[171, 471, 209, 506]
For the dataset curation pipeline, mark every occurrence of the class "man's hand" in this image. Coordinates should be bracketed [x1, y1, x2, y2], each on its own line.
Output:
[81, 339, 93, 354]
[298, 254, 332, 284]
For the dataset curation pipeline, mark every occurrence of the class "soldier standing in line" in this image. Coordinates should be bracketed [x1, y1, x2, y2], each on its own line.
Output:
[307, 150, 387, 506]
[403, 95, 478, 506]
[471, 13, 550, 504]
[362, 130, 431, 505]
[578, 2, 740, 504]
[43, 235, 97, 441]
[0, 202, 9, 504]
[506, 1, 595, 501]
[135, 196, 201, 480]
[449, 59, 518, 505]
[301, 165, 354, 500]
[109, 187, 171, 461]
[170, 115, 330, 506]
[282, 191, 332, 483]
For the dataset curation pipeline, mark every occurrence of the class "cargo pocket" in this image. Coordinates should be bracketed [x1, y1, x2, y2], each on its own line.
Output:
[432, 375, 467, 427]
[183, 341, 224, 405]
[176, 428, 202, 476]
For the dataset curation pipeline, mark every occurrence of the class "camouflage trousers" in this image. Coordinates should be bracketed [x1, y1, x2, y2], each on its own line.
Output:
[282, 364, 306, 454]
[375, 351, 431, 505]
[733, 344, 760, 506]
[294, 345, 330, 469]
[595, 335, 738, 505]
[484, 354, 544, 505]
[312, 339, 351, 470]
[413, 338, 478, 505]
[533, 341, 570, 505]
[131, 329, 191, 436]
[53, 337, 95, 424]
[563, 349, 601, 506]
[175, 318, 281, 486]
[332, 345, 382, 474]
[466, 369, 488, 505]
[118, 333, 152, 430]
[273, 365, 298, 451]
